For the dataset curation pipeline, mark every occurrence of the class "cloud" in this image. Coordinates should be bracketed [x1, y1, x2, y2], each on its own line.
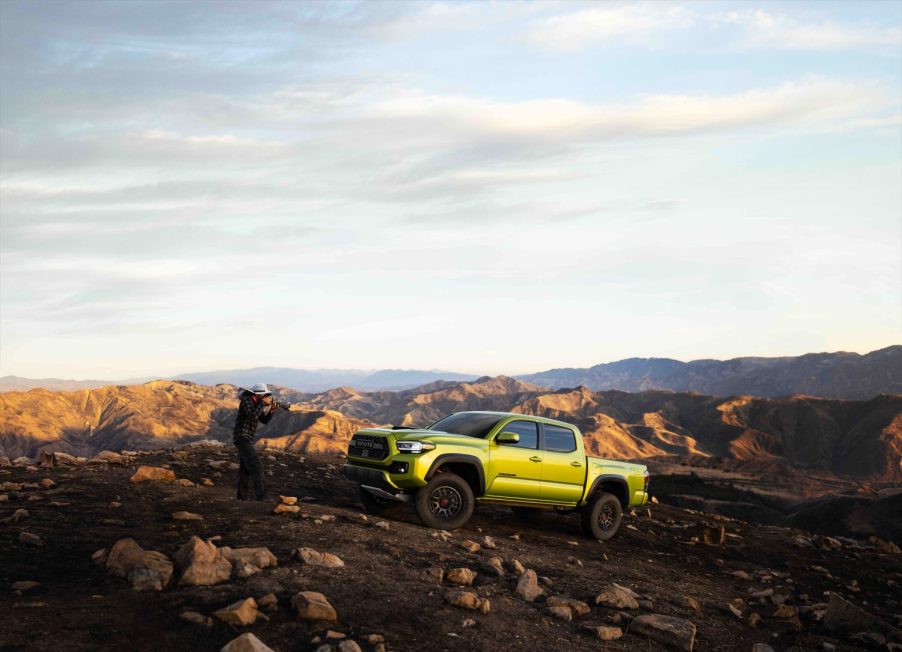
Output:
[527, 4, 692, 51]
[713, 9, 902, 52]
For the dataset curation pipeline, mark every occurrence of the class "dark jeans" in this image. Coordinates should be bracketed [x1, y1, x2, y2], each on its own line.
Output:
[235, 438, 266, 500]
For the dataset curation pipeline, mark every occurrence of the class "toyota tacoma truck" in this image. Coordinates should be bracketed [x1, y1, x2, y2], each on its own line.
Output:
[342, 411, 649, 540]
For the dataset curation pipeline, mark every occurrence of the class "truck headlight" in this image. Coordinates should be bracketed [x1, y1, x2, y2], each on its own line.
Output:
[396, 441, 436, 454]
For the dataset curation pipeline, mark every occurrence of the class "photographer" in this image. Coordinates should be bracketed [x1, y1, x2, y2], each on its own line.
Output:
[233, 383, 287, 501]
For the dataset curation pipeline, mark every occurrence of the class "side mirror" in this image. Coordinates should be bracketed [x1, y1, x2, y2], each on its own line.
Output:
[496, 431, 520, 445]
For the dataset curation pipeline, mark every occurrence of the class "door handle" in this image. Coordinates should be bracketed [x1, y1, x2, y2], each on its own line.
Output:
[570, 461, 582, 467]
[529, 456, 542, 463]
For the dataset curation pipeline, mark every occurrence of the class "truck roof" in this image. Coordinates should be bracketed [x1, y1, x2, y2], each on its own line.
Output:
[449, 410, 579, 431]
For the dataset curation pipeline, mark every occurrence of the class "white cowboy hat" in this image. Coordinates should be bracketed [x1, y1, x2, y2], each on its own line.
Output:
[238, 383, 271, 396]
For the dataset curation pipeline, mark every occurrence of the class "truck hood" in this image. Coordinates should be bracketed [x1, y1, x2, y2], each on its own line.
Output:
[356, 427, 487, 447]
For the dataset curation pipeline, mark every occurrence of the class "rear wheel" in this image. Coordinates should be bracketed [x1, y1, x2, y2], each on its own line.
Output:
[581, 492, 622, 541]
[415, 473, 474, 530]
[359, 486, 388, 515]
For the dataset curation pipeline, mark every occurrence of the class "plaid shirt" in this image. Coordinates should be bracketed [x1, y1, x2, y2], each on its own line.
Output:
[233, 393, 275, 443]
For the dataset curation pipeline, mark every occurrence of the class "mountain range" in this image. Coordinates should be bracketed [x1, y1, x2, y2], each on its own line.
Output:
[1, 376, 899, 482]
[2, 345, 899, 398]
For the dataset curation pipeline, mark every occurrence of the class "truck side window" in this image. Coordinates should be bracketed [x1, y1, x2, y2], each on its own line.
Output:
[499, 420, 538, 449]
[544, 424, 577, 453]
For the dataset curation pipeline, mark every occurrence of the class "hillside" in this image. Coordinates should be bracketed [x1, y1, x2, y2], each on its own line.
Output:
[1, 446, 900, 651]
[1, 377, 900, 482]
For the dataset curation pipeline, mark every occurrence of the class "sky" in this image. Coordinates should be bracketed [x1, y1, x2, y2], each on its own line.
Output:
[1, 0, 900, 380]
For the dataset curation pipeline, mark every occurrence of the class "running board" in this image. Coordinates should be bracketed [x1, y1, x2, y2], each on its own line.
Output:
[361, 485, 414, 503]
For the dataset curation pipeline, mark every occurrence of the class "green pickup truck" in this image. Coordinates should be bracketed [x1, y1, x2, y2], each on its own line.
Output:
[342, 411, 649, 540]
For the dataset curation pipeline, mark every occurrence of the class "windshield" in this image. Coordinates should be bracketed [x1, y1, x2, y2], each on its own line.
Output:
[428, 413, 503, 438]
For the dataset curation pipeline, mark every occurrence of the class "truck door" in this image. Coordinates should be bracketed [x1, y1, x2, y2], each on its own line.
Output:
[486, 419, 543, 500]
[539, 424, 585, 503]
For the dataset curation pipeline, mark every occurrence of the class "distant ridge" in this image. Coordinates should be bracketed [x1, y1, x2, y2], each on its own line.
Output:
[516, 346, 902, 400]
[3, 346, 899, 399]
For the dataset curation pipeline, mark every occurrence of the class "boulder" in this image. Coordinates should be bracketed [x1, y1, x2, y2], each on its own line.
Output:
[291, 591, 337, 621]
[630, 614, 696, 651]
[173, 536, 232, 586]
[221, 633, 275, 652]
[106, 538, 174, 590]
[214, 598, 261, 626]
[515, 570, 543, 602]
[292, 547, 344, 569]
[446, 568, 477, 586]
[595, 584, 639, 610]
[129, 466, 176, 484]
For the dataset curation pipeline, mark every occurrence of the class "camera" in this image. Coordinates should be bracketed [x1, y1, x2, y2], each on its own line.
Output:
[271, 400, 291, 411]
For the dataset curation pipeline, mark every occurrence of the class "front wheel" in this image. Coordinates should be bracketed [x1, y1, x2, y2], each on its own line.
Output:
[581, 492, 623, 541]
[359, 486, 388, 515]
[414, 473, 474, 530]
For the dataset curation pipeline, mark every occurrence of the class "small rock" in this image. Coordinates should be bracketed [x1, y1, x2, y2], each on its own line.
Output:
[507, 559, 525, 576]
[291, 591, 337, 621]
[547, 595, 590, 618]
[547, 605, 572, 621]
[201, 478, 215, 487]
[2, 508, 30, 525]
[482, 536, 496, 549]
[337, 642, 362, 652]
[221, 546, 277, 570]
[173, 536, 232, 586]
[129, 466, 176, 484]
[214, 597, 261, 626]
[823, 592, 880, 633]
[325, 630, 346, 639]
[748, 612, 762, 628]
[629, 614, 696, 652]
[675, 595, 700, 611]
[172, 511, 204, 521]
[774, 604, 799, 619]
[446, 568, 477, 586]
[751, 644, 775, 652]
[92, 548, 108, 565]
[18, 532, 44, 547]
[39, 478, 55, 488]
[11, 581, 40, 592]
[868, 535, 901, 554]
[279, 495, 298, 505]
[459, 539, 480, 553]
[515, 570, 543, 602]
[175, 479, 196, 487]
[424, 566, 444, 583]
[479, 557, 504, 577]
[128, 567, 164, 591]
[180, 610, 213, 627]
[595, 584, 639, 610]
[293, 547, 345, 569]
[106, 538, 173, 590]
[444, 590, 490, 613]
[220, 633, 274, 652]
[373, 521, 390, 530]
[731, 570, 752, 581]
[274, 504, 300, 515]
[699, 524, 725, 545]
[595, 625, 623, 641]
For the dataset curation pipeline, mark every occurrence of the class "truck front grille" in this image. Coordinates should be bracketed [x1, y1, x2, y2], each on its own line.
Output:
[347, 434, 389, 461]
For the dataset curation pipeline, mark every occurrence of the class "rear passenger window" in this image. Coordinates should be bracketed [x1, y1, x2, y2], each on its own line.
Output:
[544, 425, 577, 453]
[498, 420, 538, 449]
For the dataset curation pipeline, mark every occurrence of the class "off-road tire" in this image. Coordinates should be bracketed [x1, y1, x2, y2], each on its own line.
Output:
[581, 492, 622, 541]
[414, 472, 474, 530]
[359, 486, 388, 515]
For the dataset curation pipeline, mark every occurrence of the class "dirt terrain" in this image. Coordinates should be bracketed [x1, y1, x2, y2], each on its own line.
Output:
[2, 446, 900, 652]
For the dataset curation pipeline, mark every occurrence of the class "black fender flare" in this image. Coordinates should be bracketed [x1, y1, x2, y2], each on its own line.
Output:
[425, 454, 486, 496]
[587, 474, 630, 507]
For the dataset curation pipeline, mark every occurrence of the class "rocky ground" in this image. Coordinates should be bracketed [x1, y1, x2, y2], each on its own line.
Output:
[1, 445, 900, 652]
